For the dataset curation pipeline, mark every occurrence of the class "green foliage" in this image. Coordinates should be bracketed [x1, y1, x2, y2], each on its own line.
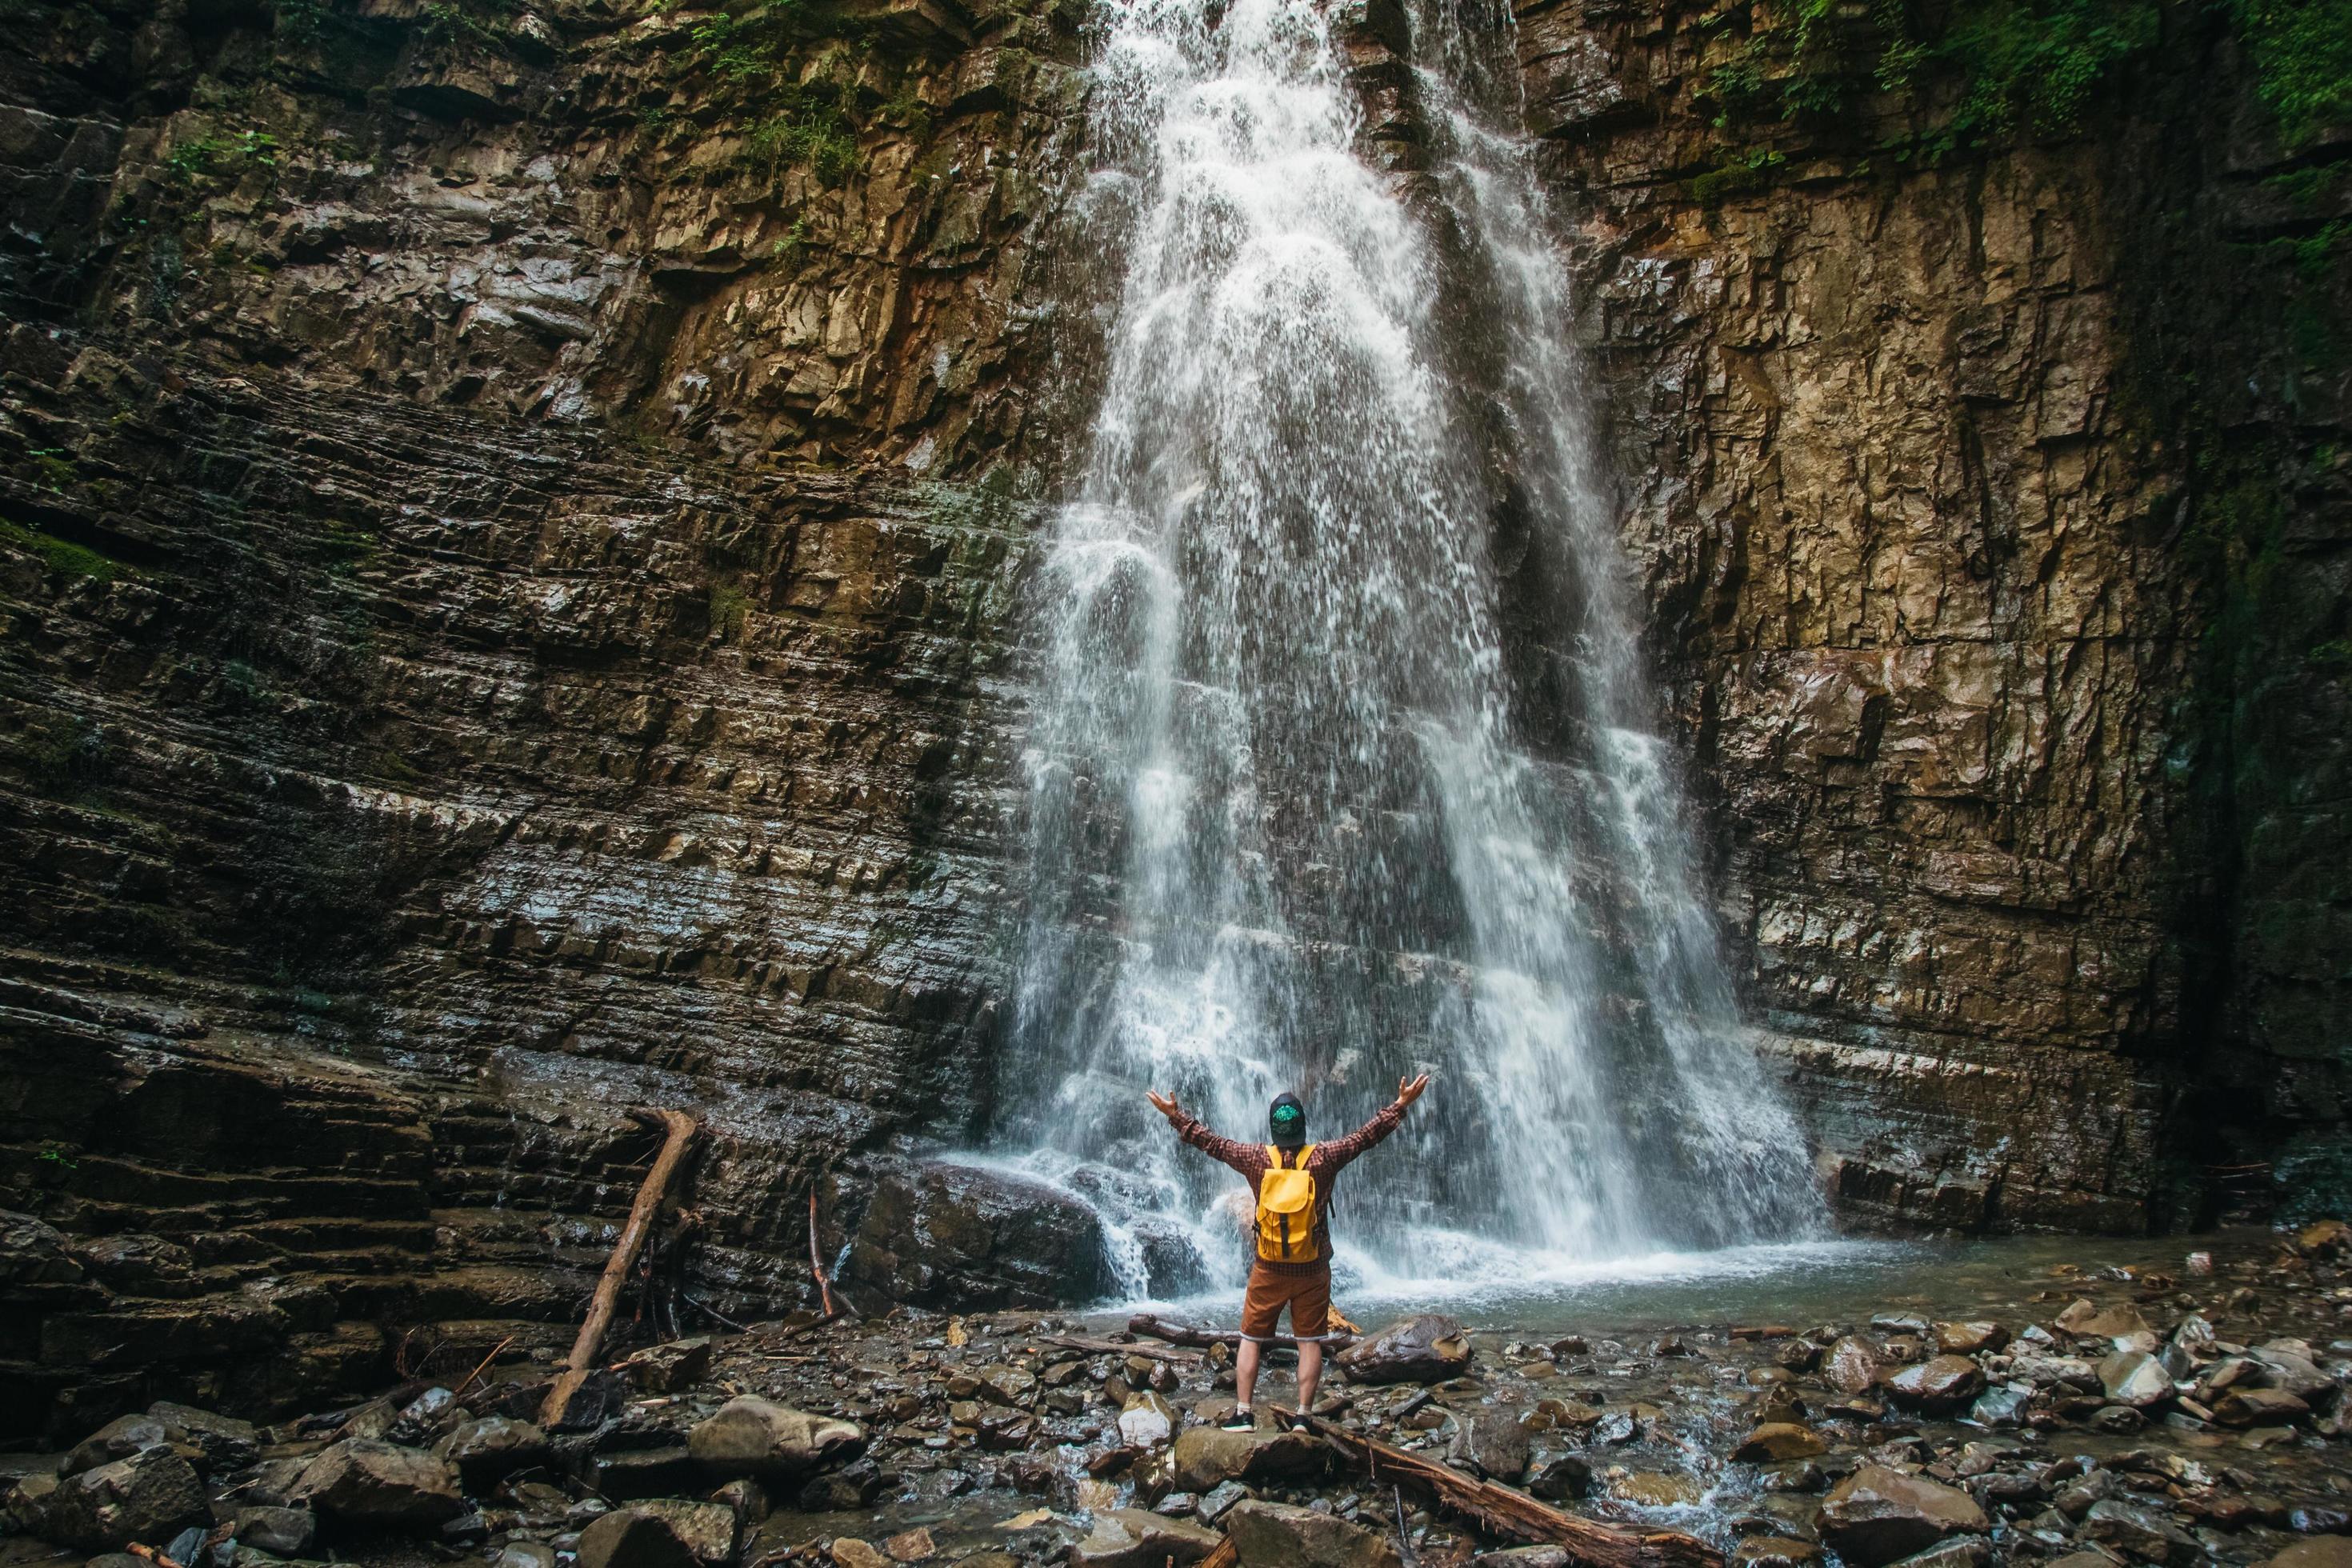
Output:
[708, 579, 753, 640]
[421, 0, 516, 50]
[745, 85, 862, 183]
[0, 518, 130, 583]
[770, 216, 813, 266]
[22, 718, 114, 797]
[1694, 0, 2162, 166]
[1690, 146, 1786, 203]
[2234, 0, 2352, 146]
[162, 127, 282, 191]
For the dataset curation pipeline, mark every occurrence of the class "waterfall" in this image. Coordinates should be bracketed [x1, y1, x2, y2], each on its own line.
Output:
[993, 0, 1822, 1297]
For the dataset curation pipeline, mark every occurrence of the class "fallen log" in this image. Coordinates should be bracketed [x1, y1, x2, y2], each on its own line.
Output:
[1128, 1312, 1358, 1353]
[1042, 1334, 1198, 1363]
[1278, 1411, 1723, 1568]
[542, 1107, 700, 1426]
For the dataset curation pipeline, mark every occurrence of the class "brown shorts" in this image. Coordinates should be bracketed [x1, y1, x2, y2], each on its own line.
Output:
[1240, 1265, 1331, 1342]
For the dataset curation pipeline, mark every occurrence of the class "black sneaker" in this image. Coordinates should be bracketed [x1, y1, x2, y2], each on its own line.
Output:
[1219, 1407, 1254, 1432]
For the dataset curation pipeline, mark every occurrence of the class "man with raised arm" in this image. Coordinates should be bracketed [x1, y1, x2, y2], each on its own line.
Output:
[1146, 1074, 1430, 1429]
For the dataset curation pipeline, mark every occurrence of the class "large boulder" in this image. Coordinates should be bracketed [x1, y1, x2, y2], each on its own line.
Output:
[574, 1505, 737, 1568]
[1170, 1426, 1332, 1493]
[1882, 1356, 1984, 1413]
[1447, 1408, 1531, 1479]
[1226, 1499, 1403, 1568]
[2097, 1353, 2174, 1409]
[286, 1438, 466, 1530]
[1818, 1465, 1989, 1566]
[1066, 1507, 1223, 1568]
[834, 1160, 1110, 1310]
[8, 1447, 209, 1551]
[62, 1414, 175, 1476]
[688, 1397, 865, 1480]
[1822, 1337, 1881, 1394]
[444, 1416, 550, 1486]
[1334, 1315, 1471, 1385]
[147, 1403, 261, 1473]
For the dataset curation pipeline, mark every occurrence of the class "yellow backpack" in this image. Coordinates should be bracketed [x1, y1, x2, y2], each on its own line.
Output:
[1255, 1145, 1319, 1262]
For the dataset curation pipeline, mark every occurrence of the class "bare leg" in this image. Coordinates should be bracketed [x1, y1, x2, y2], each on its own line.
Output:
[1296, 1339, 1323, 1414]
[1235, 1337, 1262, 1414]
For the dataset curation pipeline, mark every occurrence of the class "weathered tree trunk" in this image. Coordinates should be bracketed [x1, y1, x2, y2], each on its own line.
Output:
[1283, 1412, 1723, 1568]
[1129, 1311, 1358, 1352]
[541, 1108, 700, 1426]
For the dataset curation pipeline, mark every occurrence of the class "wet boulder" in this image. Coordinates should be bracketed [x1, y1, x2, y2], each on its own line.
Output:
[688, 1397, 865, 1480]
[1525, 1451, 1591, 1500]
[1334, 1314, 1471, 1384]
[1170, 1425, 1331, 1492]
[2267, 1541, 2352, 1568]
[148, 1403, 261, 1472]
[1823, 1337, 1882, 1394]
[623, 1338, 713, 1394]
[1115, 1391, 1174, 1448]
[833, 1160, 1110, 1310]
[8, 1447, 209, 1551]
[62, 1414, 176, 1476]
[1967, 1382, 2031, 1427]
[286, 1438, 466, 1530]
[1882, 1356, 1983, 1413]
[1734, 1423, 1826, 1462]
[2213, 1386, 2310, 1427]
[1225, 1498, 1403, 1568]
[1067, 1506, 1223, 1568]
[1732, 1539, 1821, 1568]
[2079, 1499, 2199, 1564]
[575, 1503, 735, 1568]
[444, 1415, 550, 1486]
[1818, 1464, 1989, 1566]
[1934, 1322, 2007, 1355]
[231, 1505, 317, 1557]
[2096, 1352, 2173, 1409]
[1448, 1407, 1532, 1479]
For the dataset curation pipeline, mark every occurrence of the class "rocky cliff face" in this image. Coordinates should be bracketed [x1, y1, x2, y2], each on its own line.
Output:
[1510, 0, 2350, 1234]
[1, 0, 2343, 1441]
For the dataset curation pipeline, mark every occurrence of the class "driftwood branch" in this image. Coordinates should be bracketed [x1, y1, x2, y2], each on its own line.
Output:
[541, 1107, 700, 1426]
[1279, 1411, 1723, 1568]
[1128, 1312, 1357, 1353]
[1042, 1333, 1198, 1363]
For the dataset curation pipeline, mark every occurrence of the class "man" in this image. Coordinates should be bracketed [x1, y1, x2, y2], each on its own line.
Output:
[1146, 1074, 1430, 1429]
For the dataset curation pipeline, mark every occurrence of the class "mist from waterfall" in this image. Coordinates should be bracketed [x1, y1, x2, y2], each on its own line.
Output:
[992, 0, 1823, 1298]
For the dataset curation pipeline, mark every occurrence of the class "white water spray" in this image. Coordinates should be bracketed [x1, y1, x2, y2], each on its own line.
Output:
[995, 0, 1822, 1298]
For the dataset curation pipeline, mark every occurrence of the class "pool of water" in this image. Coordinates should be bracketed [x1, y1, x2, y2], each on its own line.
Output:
[1086, 1227, 2274, 1340]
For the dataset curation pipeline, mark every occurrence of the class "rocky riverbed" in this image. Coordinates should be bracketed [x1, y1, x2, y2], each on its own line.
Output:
[9, 1226, 2352, 1568]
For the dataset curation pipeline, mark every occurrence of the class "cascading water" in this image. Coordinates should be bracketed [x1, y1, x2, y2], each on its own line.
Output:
[991, 0, 1823, 1298]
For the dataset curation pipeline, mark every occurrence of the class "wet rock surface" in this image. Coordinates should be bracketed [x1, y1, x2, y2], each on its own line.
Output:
[1, 1232, 2349, 1568]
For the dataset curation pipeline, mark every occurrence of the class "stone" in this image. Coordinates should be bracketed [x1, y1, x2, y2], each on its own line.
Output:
[445, 1415, 550, 1485]
[1823, 1337, 1882, 1394]
[1170, 1425, 1331, 1492]
[2079, 1498, 2199, 1563]
[1474, 1551, 1572, 1568]
[232, 1506, 317, 1557]
[689, 1397, 866, 1479]
[1334, 1315, 1472, 1384]
[1448, 1407, 1532, 1479]
[1734, 1539, 1821, 1568]
[286, 1438, 466, 1530]
[1525, 1451, 1591, 1500]
[1882, 1355, 1984, 1413]
[1933, 1322, 2007, 1355]
[9, 1447, 209, 1552]
[1115, 1391, 1174, 1448]
[623, 1338, 713, 1394]
[1885, 1542, 1990, 1568]
[882, 1526, 934, 1562]
[1065, 1507, 1222, 1568]
[1734, 1423, 1826, 1462]
[1818, 1465, 1990, 1567]
[62, 1414, 174, 1476]
[2213, 1386, 2310, 1427]
[1196, 1480, 1250, 1524]
[1612, 1471, 1702, 1506]
[2057, 1302, 2153, 1340]
[1966, 1382, 2031, 1426]
[632, 1500, 739, 1566]
[1223, 1499, 1403, 1568]
[838, 1161, 1111, 1310]
[2097, 1352, 2174, 1408]
[577, 1509, 701, 1568]
[147, 1403, 261, 1472]
[2296, 1219, 2352, 1258]
[2269, 1541, 2352, 1568]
